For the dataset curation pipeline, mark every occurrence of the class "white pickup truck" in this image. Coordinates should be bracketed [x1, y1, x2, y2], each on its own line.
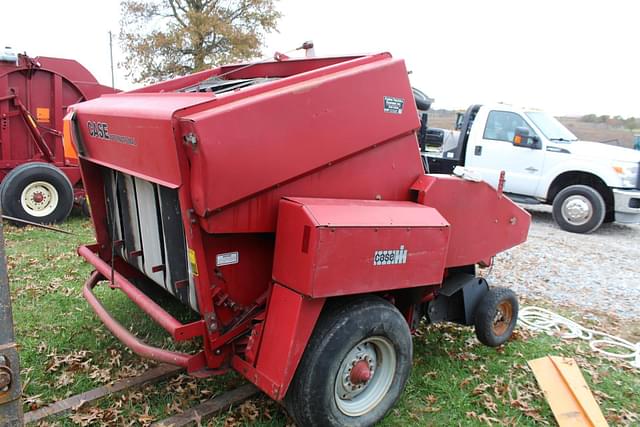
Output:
[421, 104, 640, 233]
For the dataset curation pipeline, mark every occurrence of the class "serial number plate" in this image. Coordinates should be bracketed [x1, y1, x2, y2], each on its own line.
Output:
[216, 252, 239, 267]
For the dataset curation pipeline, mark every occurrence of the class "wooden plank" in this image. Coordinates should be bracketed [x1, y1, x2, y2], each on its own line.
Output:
[24, 364, 183, 424]
[528, 356, 608, 427]
[152, 384, 258, 427]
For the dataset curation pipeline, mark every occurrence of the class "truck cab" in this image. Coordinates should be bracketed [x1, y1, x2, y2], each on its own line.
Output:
[423, 104, 640, 233]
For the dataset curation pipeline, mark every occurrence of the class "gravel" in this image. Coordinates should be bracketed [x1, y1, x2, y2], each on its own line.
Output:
[486, 205, 640, 321]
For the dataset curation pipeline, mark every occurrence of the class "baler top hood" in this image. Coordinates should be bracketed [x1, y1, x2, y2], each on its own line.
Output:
[70, 54, 422, 210]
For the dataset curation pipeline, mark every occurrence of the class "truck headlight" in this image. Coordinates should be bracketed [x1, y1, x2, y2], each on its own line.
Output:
[612, 163, 639, 188]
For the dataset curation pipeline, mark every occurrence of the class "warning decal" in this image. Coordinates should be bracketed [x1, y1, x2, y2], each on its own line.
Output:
[36, 107, 50, 123]
[383, 96, 404, 114]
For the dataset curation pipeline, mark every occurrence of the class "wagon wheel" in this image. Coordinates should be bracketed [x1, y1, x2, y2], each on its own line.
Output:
[0, 162, 73, 225]
[474, 287, 519, 347]
[285, 296, 413, 427]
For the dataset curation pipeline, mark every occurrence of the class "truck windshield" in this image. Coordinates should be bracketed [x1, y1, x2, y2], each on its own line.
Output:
[525, 112, 577, 142]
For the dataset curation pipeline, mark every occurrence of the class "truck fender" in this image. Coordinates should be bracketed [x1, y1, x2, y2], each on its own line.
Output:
[537, 162, 619, 200]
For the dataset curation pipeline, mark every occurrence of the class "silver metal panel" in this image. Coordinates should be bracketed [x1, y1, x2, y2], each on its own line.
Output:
[107, 171, 124, 259]
[134, 177, 166, 289]
[188, 268, 198, 312]
[122, 174, 144, 271]
[104, 169, 200, 313]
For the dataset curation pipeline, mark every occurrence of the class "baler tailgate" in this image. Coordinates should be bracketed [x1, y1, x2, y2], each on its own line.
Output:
[103, 169, 197, 311]
[273, 197, 451, 297]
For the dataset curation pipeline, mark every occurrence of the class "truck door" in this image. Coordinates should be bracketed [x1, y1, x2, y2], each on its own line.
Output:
[465, 110, 544, 195]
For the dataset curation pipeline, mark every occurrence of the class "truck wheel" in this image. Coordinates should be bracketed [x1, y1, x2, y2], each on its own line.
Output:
[552, 184, 605, 233]
[285, 295, 412, 427]
[0, 162, 74, 225]
[474, 287, 518, 347]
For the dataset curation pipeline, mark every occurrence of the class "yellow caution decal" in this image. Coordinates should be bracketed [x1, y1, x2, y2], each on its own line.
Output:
[188, 248, 199, 276]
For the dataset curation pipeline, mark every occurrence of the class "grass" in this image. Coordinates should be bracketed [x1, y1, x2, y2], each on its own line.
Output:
[4, 217, 639, 426]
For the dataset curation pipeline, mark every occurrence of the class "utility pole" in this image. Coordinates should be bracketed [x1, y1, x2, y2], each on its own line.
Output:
[109, 31, 115, 88]
[0, 214, 23, 426]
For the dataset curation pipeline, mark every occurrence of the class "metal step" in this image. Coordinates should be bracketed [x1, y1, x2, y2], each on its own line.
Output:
[505, 193, 541, 205]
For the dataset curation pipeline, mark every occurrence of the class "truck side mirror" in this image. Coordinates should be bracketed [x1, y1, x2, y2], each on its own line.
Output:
[455, 112, 464, 130]
[513, 127, 541, 149]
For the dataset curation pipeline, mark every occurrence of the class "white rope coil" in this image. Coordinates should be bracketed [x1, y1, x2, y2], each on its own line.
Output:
[518, 306, 640, 369]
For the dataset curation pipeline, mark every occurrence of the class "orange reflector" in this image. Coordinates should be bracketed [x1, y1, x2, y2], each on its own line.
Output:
[63, 113, 79, 164]
[514, 135, 522, 145]
[612, 166, 624, 174]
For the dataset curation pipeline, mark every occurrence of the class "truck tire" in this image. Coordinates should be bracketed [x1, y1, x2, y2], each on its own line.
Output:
[474, 287, 518, 347]
[552, 184, 605, 233]
[0, 162, 74, 225]
[285, 295, 412, 427]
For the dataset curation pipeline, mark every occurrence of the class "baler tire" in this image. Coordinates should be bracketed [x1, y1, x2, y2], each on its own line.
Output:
[551, 184, 605, 234]
[0, 162, 73, 225]
[285, 295, 412, 427]
[474, 287, 518, 347]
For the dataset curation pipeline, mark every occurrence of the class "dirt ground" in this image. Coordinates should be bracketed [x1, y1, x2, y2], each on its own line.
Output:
[486, 205, 640, 339]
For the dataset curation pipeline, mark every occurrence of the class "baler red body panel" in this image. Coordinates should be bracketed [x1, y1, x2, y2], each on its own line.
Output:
[72, 93, 214, 188]
[273, 198, 449, 297]
[69, 52, 531, 401]
[412, 174, 530, 267]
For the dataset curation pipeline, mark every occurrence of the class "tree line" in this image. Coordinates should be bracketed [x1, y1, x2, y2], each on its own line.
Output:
[580, 114, 639, 130]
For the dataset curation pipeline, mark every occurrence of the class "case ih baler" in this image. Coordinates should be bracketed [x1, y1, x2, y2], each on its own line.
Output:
[67, 53, 530, 426]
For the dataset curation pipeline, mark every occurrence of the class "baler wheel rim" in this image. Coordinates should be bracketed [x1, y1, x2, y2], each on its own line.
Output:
[334, 336, 396, 416]
[492, 301, 513, 336]
[474, 287, 519, 347]
[20, 180, 59, 217]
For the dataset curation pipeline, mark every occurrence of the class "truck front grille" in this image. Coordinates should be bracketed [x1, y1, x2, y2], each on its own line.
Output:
[103, 169, 199, 312]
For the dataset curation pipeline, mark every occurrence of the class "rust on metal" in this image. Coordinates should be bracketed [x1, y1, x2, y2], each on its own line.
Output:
[492, 300, 514, 336]
[0, 216, 23, 426]
[0, 362, 11, 390]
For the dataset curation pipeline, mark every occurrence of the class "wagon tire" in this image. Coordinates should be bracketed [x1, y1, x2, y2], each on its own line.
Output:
[0, 162, 73, 225]
[285, 295, 412, 427]
[474, 287, 518, 347]
[552, 184, 605, 233]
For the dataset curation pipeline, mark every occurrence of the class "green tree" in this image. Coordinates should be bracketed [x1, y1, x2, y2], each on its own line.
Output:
[120, 0, 281, 84]
[623, 117, 638, 130]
